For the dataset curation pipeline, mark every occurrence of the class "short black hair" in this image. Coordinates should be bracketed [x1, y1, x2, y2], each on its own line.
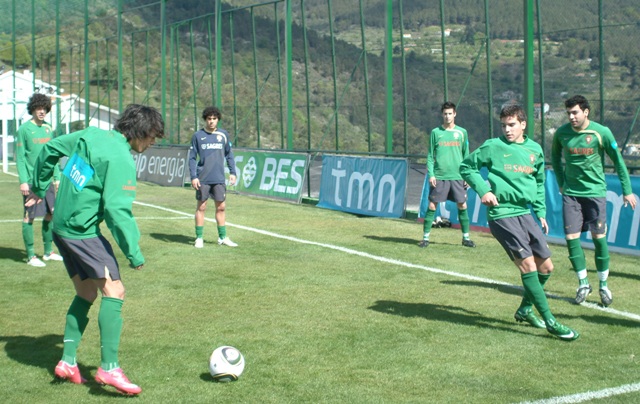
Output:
[564, 95, 590, 112]
[27, 93, 52, 115]
[202, 106, 222, 121]
[500, 104, 527, 122]
[114, 104, 165, 141]
[441, 101, 456, 112]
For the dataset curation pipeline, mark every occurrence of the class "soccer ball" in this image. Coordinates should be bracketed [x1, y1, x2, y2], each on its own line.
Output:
[209, 346, 245, 382]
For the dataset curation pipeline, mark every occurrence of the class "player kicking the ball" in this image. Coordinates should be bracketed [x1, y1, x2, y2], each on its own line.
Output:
[27, 104, 165, 394]
[461, 104, 579, 341]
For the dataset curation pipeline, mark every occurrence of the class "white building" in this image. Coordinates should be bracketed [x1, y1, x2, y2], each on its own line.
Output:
[1, 69, 119, 172]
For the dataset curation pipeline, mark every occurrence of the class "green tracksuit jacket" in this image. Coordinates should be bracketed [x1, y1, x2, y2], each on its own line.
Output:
[460, 135, 546, 221]
[31, 127, 144, 267]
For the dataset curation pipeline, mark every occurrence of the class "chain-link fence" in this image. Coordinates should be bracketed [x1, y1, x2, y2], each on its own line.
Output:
[2, 0, 639, 171]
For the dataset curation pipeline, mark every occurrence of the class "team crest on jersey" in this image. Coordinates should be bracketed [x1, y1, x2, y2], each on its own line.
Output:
[530, 154, 535, 164]
[453, 133, 459, 139]
[217, 134, 222, 142]
[585, 135, 592, 144]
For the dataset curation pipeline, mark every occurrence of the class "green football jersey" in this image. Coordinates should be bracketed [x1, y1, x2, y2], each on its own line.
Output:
[460, 135, 546, 221]
[551, 121, 632, 198]
[16, 120, 59, 184]
[427, 125, 469, 181]
[31, 127, 144, 267]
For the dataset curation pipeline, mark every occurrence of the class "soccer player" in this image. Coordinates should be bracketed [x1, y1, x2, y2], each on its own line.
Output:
[420, 101, 475, 248]
[188, 106, 238, 248]
[27, 104, 165, 395]
[460, 104, 579, 341]
[15, 93, 63, 267]
[551, 95, 637, 306]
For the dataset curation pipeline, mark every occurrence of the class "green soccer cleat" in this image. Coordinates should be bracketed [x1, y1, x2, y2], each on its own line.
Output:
[514, 309, 546, 329]
[546, 319, 579, 341]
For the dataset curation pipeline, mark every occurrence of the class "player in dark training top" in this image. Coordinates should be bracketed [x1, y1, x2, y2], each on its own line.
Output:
[188, 106, 238, 248]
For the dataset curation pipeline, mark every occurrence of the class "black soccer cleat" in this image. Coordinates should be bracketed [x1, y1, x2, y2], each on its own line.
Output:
[462, 239, 476, 248]
[418, 240, 430, 248]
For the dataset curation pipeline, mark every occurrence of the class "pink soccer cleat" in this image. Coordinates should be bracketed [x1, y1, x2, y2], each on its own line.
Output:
[95, 367, 142, 395]
[54, 360, 86, 384]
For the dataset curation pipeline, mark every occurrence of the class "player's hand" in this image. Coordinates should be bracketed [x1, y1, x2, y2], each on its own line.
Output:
[539, 218, 549, 235]
[53, 180, 60, 194]
[481, 192, 499, 207]
[229, 174, 237, 186]
[623, 194, 637, 210]
[24, 192, 43, 207]
[429, 177, 436, 188]
[191, 178, 201, 190]
[20, 183, 30, 196]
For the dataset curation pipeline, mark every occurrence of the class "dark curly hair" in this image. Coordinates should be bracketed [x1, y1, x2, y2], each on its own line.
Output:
[113, 104, 165, 141]
[27, 93, 52, 115]
[202, 106, 222, 121]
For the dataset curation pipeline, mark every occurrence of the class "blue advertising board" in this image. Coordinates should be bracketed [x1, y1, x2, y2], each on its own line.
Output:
[318, 155, 408, 218]
[418, 169, 640, 253]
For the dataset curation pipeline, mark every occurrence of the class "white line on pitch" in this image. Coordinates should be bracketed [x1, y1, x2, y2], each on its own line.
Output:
[518, 382, 640, 404]
[133, 201, 640, 322]
[135, 200, 640, 404]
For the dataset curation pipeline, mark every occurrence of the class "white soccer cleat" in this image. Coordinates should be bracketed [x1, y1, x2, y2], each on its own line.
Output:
[218, 237, 238, 247]
[194, 238, 204, 248]
[27, 256, 46, 267]
[43, 252, 64, 261]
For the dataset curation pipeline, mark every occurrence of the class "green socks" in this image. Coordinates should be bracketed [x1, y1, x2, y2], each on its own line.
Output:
[518, 272, 551, 313]
[42, 219, 53, 255]
[22, 222, 35, 258]
[566, 238, 586, 273]
[521, 271, 554, 324]
[593, 237, 610, 289]
[99, 297, 124, 371]
[61, 296, 93, 366]
[218, 225, 227, 239]
[422, 209, 436, 239]
[195, 226, 204, 239]
[458, 208, 471, 239]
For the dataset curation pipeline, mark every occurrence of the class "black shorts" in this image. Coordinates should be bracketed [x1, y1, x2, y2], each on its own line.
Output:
[562, 195, 607, 235]
[488, 215, 551, 261]
[53, 233, 121, 281]
[23, 185, 55, 220]
[429, 179, 467, 204]
[196, 183, 226, 202]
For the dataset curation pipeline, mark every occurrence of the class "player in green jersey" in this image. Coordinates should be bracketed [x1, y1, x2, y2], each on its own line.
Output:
[16, 93, 63, 267]
[461, 104, 579, 341]
[420, 102, 475, 248]
[551, 95, 637, 306]
[27, 104, 165, 395]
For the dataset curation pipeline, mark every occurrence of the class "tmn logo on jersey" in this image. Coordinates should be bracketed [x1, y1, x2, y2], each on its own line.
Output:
[62, 153, 94, 191]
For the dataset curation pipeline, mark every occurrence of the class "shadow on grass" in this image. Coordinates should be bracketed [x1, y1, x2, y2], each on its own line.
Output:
[149, 232, 193, 245]
[441, 280, 523, 298]
[0, 246, 26, 263]
[561, 313, 640, 328]
[363, 235, 460, 247]
[0, 333, 126, 397]
[368, 300, 548, 339]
